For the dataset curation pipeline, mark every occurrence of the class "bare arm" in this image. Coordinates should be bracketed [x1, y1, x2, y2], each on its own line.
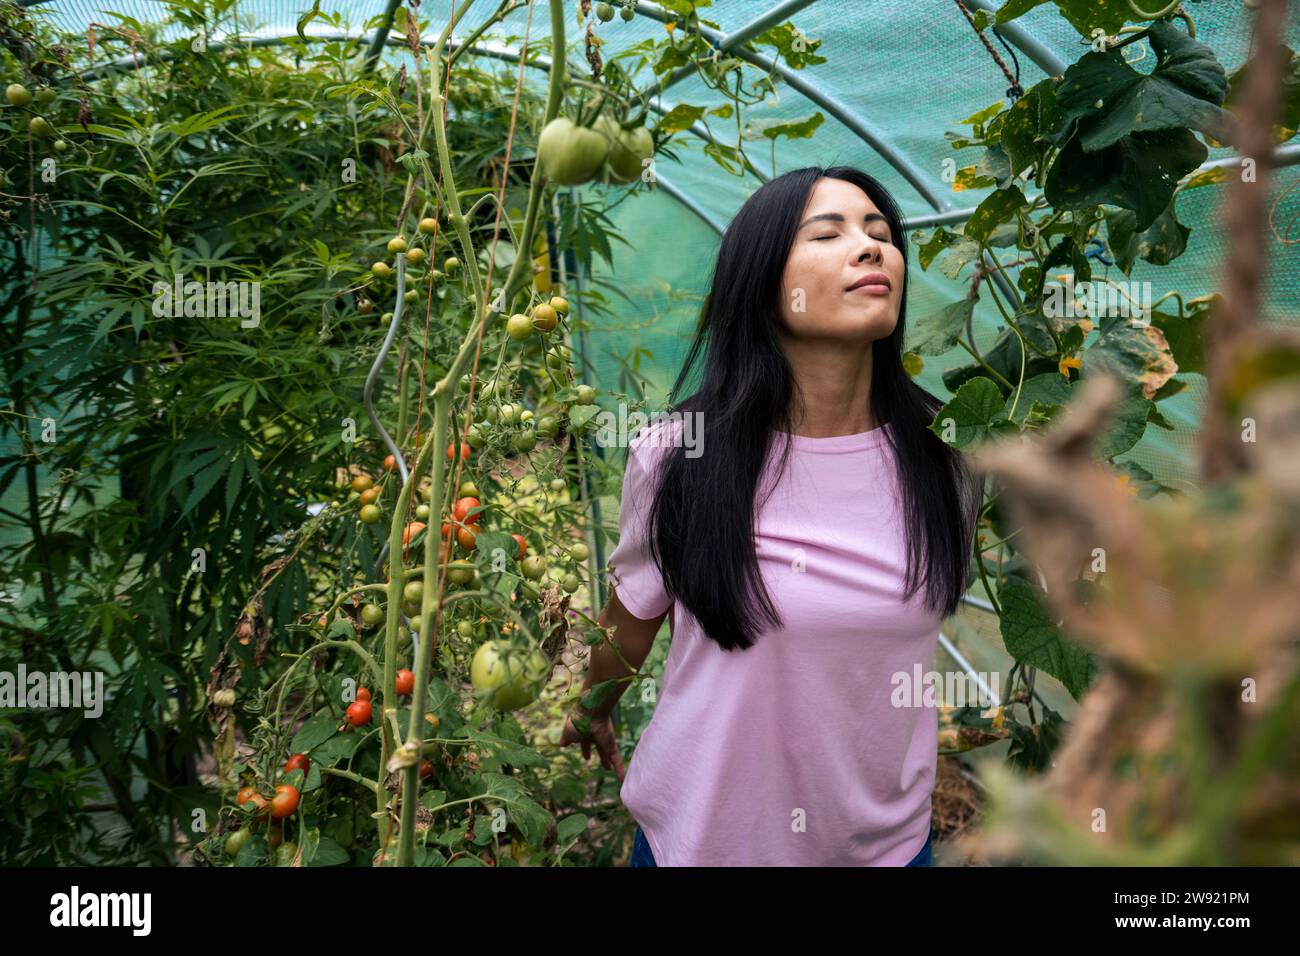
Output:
[578, 587, 668, 720]
[559, 587, 668, 781]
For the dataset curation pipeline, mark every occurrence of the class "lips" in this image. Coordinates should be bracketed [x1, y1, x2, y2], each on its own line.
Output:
[847, 272, 892, 292]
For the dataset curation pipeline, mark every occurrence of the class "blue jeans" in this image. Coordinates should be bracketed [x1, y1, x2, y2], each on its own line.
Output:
[630, 825, 934, 866]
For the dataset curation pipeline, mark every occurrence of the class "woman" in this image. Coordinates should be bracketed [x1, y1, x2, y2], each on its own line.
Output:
[557, 166, 981, 866]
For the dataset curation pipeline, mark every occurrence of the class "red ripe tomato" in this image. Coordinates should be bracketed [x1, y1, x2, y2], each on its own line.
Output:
[356, 687, 371, 702]
[441, 522, 452, 539]
[419, 759, 434, 780]
[456, 524, 477, 550]
[447, 441, 471, 462]
[283, 753, 310, 775]
[395, 669, 415, 696]
[271, 784, 300, 820]
[453, 496, 481, 525]
[511, 533, 527, 560]
[237, 787, 269, 820]
[269, 826, 284, 851]
[346, 700, 372, 727]
[403, 521, 426, 545]
[383, 453, 397, 472]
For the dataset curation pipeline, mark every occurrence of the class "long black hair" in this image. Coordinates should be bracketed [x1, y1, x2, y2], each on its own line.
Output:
[640, 165, 980, 651]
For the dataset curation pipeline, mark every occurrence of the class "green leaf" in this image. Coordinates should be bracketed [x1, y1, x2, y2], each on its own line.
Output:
[1002, 372, 1073, 426]
[996, 0, 1140, 39]
[655, 103, 706, 134]
[965, 185, 1027, 244]
[914, 226, 960, 272]
[752, 22, 827, 70]
[308, 835, 349, 867]
[556, 813, 589, 843]
[908, 298, 975, 357]
[1094, 381, 1154, 459]
[1081, 313, 1178, 400]
[567, 404, 601, 430]
[309, 731, 363, 768]
[929, 377, 1008, 449]
[938, 237, 983, 280]
[997, 79, 1066, 180]
[1104, 202, 1190, 276]
[998, 576, 1098, 700]
[960, 101, 1006, 130]
[476, 773, 554, 847]
[291, 713, 338, 754]
[1045, 126, 1206, 231]
[743, 112, 824, 141]
[579, 679, 620, 714]
[463, 727, 548, 769]
[1224, 45, 1300, 144]
[181, 454, 231, 517]
[1056, 22, 1230, 151]
[1148, 307, 1207, 377]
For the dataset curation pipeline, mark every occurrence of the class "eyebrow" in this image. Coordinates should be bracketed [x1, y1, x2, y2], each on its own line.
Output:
[799, 212, 891, 231]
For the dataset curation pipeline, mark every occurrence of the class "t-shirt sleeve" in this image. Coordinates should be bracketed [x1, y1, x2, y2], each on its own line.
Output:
[606, 439, 674, 621]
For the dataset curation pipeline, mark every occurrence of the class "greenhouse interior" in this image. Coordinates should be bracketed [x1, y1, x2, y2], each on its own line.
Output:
[2, 0, 1298, 897]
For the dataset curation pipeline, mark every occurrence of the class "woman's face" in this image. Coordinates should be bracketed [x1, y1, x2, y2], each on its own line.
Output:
[777, 177, 906, 343]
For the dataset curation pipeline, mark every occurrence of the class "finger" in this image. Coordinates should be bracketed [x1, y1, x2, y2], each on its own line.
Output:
[581, 739, 590, 760]
[611, 746, 627, 784]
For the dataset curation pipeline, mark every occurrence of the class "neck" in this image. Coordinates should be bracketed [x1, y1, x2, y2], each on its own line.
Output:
[781, 337, 877, 437]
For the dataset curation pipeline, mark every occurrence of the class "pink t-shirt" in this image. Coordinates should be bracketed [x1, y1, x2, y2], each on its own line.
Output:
[608, 417, 944, 866]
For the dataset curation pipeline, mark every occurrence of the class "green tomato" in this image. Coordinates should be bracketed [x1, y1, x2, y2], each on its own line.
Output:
[519, 555, 546, 580]
[568, 542, 590, 562]
[575, 384, 597, 404]
[594, 114, 654, 185]
[512, 428, 537, 453]
[620, 4, 635, 20]
[447, 560, 476, 585]
[549, 478, 567, 494]
[224, 828, 252, 858]
[596, 2, 614, 22]
[403, 579, 424, 604]
[470, 640, 552, 710]
[28, 116, 53, 138]
[505, 313, 533, 341]
[466, 424, 486, 450]
[499, 403, 518, 425]
[361, 603, 385, 627]
[456, 620, 475, 639]
[562, 573, 582, 594]
[536, 117, 609, 186]
[536, 416, 558, 439]
[5, 84, 32, 108]
[275, 841, 299, 866]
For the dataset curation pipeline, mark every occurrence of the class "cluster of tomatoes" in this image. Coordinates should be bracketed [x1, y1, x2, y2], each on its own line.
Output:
[225, 752, 312, 864]
[5, 82, 69, 152]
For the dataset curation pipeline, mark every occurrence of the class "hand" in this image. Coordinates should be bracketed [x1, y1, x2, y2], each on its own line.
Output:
[558, 709, 626, 783]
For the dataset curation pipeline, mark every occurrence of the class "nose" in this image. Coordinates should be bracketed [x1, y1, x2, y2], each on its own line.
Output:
[855, 231, 885, 264]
